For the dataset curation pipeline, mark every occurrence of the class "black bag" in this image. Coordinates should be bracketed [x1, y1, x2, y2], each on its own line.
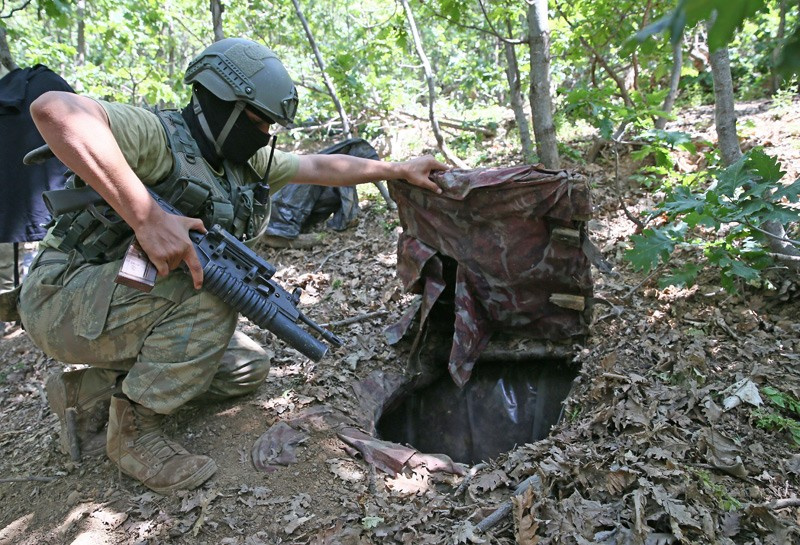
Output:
[265, 138, 379, 239]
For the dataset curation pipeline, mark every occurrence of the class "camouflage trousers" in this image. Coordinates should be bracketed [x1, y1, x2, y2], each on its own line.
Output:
[0, 243, 14, 293]
[1, 242, 40, 293]
[18, 249, 271, 414]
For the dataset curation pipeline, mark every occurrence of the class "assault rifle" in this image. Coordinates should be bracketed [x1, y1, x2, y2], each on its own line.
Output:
[41, 184, 344, 362]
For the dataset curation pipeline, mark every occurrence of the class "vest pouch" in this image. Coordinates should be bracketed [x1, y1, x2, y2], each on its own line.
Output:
[205, 199, 235, 232]
[230, 186, 257, 240]
[54, 204, 133, 263]
[168, 177, 212, 217]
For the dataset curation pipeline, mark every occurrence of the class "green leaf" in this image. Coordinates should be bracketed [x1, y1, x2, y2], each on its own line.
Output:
[626, 228, 676, 273]
[716, 155, 753, 197]
[659, 263, 702, 288]
[725, 258, 761, 281]
[773, 178, 800, 203]
[746, 148, 785, 184]
[661, 185, 706, 215]
[707, 0, 765, 52]
[361, 516, 384, 530]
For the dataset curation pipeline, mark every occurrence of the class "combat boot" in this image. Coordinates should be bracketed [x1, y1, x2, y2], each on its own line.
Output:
[106, 395, 217, 494]
[45, 368, 123, 460]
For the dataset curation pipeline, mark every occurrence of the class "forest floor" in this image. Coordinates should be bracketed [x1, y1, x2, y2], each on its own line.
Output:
[0, 97, 799, 545]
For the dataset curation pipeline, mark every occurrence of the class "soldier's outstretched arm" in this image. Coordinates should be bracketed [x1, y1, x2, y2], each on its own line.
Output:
[292, 153, 447, 194]
[29, 91, 205, 288]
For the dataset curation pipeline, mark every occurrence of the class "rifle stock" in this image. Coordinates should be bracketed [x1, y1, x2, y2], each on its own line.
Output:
[43, 185, 105, 216]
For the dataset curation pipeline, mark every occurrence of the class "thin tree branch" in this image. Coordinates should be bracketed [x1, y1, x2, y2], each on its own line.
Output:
[0, 0, 34, 19]
[421, 2, 526, 45]
[556, 5, 634, 107]
[476, 0, 520, 45]
[320, 310, 389, 328]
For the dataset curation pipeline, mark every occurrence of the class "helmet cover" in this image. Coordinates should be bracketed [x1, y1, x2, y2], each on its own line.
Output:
[185, 38, 298, 127]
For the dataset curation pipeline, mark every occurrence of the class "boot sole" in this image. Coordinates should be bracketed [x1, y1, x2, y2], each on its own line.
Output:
[144, 459, 218, 495]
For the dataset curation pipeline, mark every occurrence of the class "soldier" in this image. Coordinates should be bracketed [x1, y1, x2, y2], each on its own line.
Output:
[18, 38, 446, 493]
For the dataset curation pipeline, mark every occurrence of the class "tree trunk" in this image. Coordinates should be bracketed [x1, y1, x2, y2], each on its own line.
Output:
[0, 25, 18, 72]
[76, 0, 86, 66]
[655, 37, 683, 130]
[210, 0, 225, 42]
[291, 0, 352, 139]
[399, 0, 467, 168]
[503, 20, 535, 163]
[526, 0, 560, 169]
[708, 43, 742, 165]
[770, 0, 787, 94]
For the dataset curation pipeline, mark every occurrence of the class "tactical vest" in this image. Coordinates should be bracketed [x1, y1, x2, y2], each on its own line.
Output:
[49, 109, 269, 263]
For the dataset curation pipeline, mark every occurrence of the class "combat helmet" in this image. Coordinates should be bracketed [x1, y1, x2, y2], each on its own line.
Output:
[184, 38, 298, 127]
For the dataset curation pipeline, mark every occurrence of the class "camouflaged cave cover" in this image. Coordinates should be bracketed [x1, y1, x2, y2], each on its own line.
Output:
[385, 165, 593, 387]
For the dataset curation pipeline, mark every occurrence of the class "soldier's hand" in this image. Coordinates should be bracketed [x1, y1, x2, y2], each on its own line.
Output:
[398, 155, 449, 194]
[135, 211, 207, 289]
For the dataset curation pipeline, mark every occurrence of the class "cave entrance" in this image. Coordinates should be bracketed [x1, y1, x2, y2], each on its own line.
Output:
[377, 358, 577, 465]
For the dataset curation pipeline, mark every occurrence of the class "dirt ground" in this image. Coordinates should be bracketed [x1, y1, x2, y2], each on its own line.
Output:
[0, 98, 798, 545]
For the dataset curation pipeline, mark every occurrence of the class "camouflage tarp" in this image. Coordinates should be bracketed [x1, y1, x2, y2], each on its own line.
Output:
[385, 165, 593, 387]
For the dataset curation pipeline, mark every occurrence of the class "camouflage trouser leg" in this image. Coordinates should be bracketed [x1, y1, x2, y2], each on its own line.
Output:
[0, 243, 16, 293]
[19, 253, 271, 415]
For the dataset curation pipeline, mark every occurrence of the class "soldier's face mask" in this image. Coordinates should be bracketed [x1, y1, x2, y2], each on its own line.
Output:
[193, 85, 272, 165]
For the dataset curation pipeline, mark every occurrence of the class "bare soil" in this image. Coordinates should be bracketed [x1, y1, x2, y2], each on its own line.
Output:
[0, 98, 798, 545]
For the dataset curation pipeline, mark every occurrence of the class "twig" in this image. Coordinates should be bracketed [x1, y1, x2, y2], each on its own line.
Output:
[747, 222, 800, 247]
[0, 475, 58, 483]
[315, 243, 364, 271]
[622, 264, 665, 300]
[453, 463, 488, 497]
[320, 311, 388, 328]
[767, 252, 800, 263]
[476, 474, 541, 533]
[613, 137, 644, 230]
[601, 372, 632, 382]
[767, 498, 800, 509]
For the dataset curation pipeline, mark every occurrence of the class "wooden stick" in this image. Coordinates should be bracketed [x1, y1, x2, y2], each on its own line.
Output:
[453, 463, 488, 497]
[315, 242, 365, 271]
[476, 474, 541, 533]
[767, 498, 800, 509]
[320, 310, 388, 328]
[0, 476, 58, 483]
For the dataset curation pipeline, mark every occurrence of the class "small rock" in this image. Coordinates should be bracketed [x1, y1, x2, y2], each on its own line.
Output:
[66, 490, 81, 506]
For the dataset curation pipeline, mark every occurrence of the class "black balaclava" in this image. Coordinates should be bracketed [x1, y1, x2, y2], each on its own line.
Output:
[181, 84, 271, 167]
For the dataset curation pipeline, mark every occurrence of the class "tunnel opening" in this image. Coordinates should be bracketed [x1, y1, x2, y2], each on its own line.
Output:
[376, 358, 577, 466]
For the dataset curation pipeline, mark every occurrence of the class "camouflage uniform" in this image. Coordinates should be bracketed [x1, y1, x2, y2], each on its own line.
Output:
[18, 100, 300, 414]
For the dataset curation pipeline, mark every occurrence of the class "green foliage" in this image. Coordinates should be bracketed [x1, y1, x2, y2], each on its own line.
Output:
[690, 468, 743, 511]
[625, 148, 800, 291]
[564, 86, 669, 139]
[634, 0, 800, 76]
[754, 386, 800, 446]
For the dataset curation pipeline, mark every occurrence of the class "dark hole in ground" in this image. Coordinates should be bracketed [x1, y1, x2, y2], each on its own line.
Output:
[377, 359, 577, 465]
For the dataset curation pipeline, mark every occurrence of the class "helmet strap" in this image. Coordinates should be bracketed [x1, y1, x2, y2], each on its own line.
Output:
[191, 92, 246, 157]
[192, 92, 219, 154]
[214, 100, 246, 153]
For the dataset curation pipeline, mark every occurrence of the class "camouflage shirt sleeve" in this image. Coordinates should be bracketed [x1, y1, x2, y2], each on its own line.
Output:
[97, 99, 173, 185]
